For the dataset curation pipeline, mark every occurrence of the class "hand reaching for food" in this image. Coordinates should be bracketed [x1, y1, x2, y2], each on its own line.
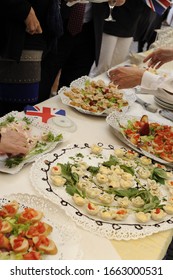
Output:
[0, 127, 30, 156]
[143, 48, 173, 69]
[109, 66, 145, 89]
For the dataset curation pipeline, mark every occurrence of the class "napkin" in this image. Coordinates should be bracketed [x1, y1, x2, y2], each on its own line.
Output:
[24, 105, 66, 123]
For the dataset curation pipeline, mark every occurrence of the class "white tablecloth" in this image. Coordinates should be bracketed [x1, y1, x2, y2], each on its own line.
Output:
[0, 71, 173, 260]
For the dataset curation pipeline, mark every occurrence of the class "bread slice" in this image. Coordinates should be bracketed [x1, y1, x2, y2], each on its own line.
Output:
[160, 153, 173, 163]
[33, 235, 58, 255]
[0, 200, 19, 217]
[10, 235, 29, 253]
[0, 233, 11, 250]
[23, 251, 42, 260]
[25, 222, 53, 238]
[18, 208, 43, 223]
[0, 220, 13, 233]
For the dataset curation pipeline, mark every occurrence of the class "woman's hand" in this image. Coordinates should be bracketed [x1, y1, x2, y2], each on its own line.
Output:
[144, 48, 173, 69]
[109, 66, 145, 89]
[25, 7, 42, 35]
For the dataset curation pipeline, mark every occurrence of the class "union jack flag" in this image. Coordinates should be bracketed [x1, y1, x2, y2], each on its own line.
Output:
[143, 0, 171, 15]
[24, 105, 66, 123]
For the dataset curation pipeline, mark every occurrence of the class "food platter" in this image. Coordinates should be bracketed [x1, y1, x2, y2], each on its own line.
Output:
[30, 143, 173, 240]
[106, 112, 173, 168]
[0, 111, 66, 174]
[58, 76, 136, 116]
[0, 193, 82, 260]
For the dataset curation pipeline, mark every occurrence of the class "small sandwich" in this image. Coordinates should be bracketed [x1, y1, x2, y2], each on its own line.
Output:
[32, 235, 58, 255]
[0, 233, 11, 250]
[0, 219, 13, 233]
[10, 236, 29, 253]
[22, 251, 41, 260]
[25, 222, 53, 238]
[0, 201, 19, 218]
[18, 208, 43, 223]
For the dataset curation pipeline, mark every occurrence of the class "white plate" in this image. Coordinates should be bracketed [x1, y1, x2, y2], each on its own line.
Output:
[0, 193, 82, 260]
[30, 143, 173, 240]
[59, 76, 136, 117]
[155, 97, 173, 111]
[106, 112, 173, 168]
[0, 111, 66, 174]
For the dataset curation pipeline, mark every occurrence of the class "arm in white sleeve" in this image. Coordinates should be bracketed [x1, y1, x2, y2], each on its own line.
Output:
[141, 71, 173, 93]
[141, 71, 164, 90]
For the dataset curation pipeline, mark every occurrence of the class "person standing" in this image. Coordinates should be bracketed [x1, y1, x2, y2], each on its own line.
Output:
[134, 6, 169, 52]
[89, 0, 171, 77]
[89, 0, 144, 77]
[0, 0, 63, 116]
[46, 0, 126, 99]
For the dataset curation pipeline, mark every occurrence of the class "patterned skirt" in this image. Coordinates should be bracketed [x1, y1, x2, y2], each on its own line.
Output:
[0, 50, 43, 104]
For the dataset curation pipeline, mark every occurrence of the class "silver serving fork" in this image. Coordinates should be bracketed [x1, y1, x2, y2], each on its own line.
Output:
[135, 96, 158, 113]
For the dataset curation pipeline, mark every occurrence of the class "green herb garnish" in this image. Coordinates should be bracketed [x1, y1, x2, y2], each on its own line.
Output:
[5, 156, 24, 168]
[102, 155, 119, 168]
[151, 167, 168, 184]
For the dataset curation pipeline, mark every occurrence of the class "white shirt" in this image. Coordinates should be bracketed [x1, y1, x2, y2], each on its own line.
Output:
[141, 71, 173, 104]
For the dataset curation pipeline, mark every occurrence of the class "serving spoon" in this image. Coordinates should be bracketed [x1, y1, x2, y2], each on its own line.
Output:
[135, 96, 173, 122]
[135, 96, 158, 113]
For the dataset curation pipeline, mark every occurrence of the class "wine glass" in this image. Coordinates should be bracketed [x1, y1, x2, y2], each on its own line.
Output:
[105, 0, 116, 22]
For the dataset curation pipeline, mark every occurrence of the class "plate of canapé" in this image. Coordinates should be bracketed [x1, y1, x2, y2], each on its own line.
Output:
[30, 142, 173, 240]
[58, 76, 136, 117]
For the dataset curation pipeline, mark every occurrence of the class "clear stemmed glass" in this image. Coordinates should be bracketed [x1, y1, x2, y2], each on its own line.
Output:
[105, 0, 116, 22]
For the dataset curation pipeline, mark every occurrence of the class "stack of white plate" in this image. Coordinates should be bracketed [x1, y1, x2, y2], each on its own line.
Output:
[154, 96, 173, 111]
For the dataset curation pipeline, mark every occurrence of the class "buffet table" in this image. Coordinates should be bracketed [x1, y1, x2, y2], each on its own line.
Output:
[0, 71, 173, 260]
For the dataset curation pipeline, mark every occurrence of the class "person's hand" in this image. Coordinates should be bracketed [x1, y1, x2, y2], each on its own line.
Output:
[114, 0, 126, 6]
[25, 7, 42, 35]
[109, 66, 145, 89]
[143, 48, 173, 69]
[0, 128, 29, 156]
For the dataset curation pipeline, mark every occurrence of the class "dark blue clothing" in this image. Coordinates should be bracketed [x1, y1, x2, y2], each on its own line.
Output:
[0, 0, 62, 61]
[0, 0, 63, 116]
[104, 0, 144, 38]
[41, 2, 108, 96]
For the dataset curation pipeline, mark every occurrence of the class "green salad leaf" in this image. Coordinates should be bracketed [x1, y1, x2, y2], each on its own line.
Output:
[102, 155, 119, 168]
[5, 156, 24, 168]
[58, 163, 79, 186]
[0, 115, 15, 128]
[119, 165, 135, 175]
[66, 184, 84, 197]
[87, 166, 99, 175]
[109, 188, 139, 198]
[151, 167, 168, 184]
